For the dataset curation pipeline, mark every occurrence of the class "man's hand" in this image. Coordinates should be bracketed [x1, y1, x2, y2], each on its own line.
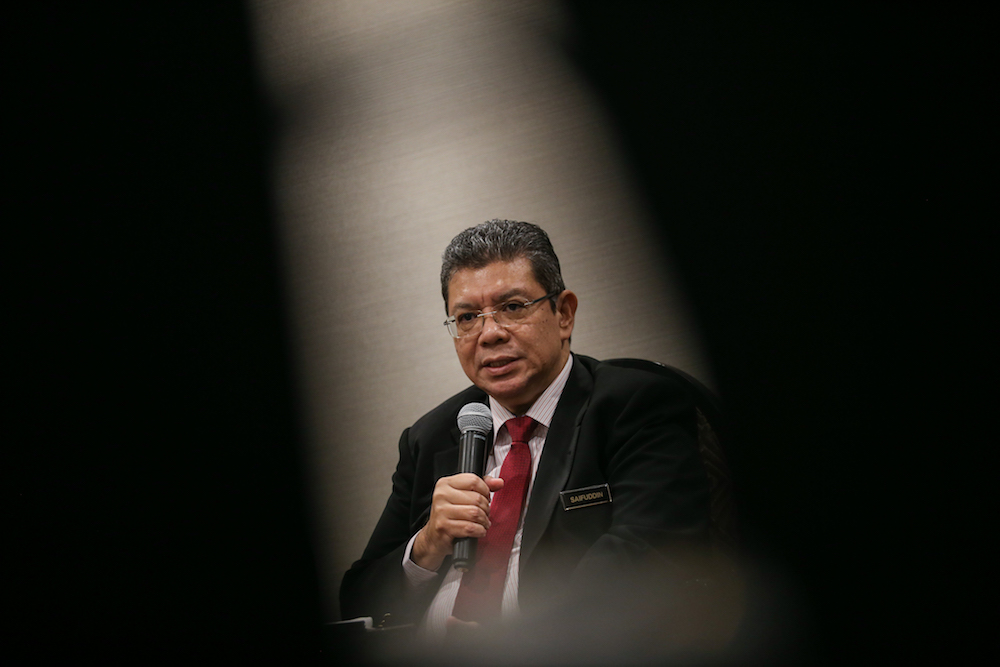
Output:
[411, 473, 504, 571]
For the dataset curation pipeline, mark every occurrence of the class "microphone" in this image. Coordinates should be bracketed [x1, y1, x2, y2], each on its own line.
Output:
[452, 402, 492, 571]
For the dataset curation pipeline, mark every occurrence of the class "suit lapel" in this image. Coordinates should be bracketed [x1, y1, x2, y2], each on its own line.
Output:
[414, 440, 460, 533]
[519, 357, 594, 570]
[433, 432, 460, 482]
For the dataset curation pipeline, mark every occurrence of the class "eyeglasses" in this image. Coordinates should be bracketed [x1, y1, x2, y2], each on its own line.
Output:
[444, 290, 561, 339]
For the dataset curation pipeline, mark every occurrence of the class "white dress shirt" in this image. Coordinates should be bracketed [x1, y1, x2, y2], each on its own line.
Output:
[401, 354, 574, 639]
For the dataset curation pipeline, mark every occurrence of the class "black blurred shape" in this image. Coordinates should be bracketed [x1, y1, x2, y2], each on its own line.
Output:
[566, 2, 992, 663]
[10, 3, 323, 661]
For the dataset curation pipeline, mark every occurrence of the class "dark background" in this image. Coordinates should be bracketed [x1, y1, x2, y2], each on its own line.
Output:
[9, 3, 323, 662]
[10, 2, 992, 663]
[566, 3, 994, 663]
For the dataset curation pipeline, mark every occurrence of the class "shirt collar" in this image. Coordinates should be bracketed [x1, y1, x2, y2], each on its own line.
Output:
[488, 353, 574, 434]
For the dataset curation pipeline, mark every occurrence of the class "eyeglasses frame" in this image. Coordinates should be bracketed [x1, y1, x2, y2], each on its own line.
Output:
[443, 289, 562, 339]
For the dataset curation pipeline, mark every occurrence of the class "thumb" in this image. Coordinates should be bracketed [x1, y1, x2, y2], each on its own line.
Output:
[483, 475, 505, 492]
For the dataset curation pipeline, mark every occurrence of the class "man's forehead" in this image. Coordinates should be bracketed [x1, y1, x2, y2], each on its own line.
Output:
[447, 259, 541, 308]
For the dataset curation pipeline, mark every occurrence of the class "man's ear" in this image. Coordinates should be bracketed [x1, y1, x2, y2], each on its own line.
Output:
[557, 290, 578, 341]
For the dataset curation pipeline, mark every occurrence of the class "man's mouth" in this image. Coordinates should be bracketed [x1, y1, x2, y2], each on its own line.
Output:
[483, 358, 516, 369]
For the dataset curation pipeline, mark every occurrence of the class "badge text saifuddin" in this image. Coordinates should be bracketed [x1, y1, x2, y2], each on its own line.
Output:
[559, 483, 612, 511]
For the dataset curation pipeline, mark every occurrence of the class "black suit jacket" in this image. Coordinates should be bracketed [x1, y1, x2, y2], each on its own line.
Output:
[339, 354, 711, 623]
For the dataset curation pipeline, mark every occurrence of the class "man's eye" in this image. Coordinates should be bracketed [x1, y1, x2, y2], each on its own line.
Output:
[502, 301, 525, 313]
[456, 312, 477, 323]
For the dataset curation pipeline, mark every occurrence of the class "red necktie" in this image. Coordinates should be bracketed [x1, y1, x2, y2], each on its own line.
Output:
[452, 416, 537, 623]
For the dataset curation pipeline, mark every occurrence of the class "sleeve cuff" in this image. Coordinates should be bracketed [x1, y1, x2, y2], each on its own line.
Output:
[402, 533, 441, 588]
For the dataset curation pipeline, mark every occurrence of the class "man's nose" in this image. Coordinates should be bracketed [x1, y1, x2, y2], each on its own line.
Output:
[478, 312, 509, 343]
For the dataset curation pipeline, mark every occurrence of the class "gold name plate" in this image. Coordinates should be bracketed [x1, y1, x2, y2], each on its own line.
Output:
[559, 483, 612, 510]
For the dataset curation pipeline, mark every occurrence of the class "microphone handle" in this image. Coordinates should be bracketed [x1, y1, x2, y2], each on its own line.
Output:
[452, 429, 488, 571]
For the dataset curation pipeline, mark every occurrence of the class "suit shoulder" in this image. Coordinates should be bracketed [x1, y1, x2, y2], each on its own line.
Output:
[576, 355, 698, 417]
[580, 356, 691, 395]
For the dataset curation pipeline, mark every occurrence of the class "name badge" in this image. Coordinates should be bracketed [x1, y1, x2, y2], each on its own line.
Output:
[559, 483, 612, 511]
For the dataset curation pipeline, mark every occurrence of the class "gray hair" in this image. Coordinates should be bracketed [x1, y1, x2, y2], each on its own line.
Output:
[440, 219, 566, 311]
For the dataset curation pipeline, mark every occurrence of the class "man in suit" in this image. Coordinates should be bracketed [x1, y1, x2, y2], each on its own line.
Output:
[340, 220, 711, 644]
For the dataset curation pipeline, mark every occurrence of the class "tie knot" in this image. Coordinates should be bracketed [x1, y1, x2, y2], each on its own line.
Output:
[505, 416, 537, 445]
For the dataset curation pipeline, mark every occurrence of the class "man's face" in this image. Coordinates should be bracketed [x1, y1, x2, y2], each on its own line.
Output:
[447, 257, 576, 415]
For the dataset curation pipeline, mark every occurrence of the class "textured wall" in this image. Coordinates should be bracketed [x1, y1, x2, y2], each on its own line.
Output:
[251, 0, 710, 616]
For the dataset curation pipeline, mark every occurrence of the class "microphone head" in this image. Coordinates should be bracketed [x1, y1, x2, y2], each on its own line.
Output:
[457, 402, 492, 435]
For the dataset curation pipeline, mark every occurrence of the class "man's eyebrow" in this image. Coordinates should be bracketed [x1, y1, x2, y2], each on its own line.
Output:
[451, 288, 531, 313]
[494, 288, 531, 303]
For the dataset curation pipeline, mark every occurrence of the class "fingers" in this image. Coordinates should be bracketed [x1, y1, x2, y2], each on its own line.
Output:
[435, 475, 491, 520]
[450, 472, 494, 498]
[412, 473, 496, 570]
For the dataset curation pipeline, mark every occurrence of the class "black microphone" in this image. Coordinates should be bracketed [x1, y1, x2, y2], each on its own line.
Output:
[452, 402, 492, 571]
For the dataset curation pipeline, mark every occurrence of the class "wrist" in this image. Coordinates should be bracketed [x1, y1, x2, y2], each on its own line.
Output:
[411, 527, 446, 571]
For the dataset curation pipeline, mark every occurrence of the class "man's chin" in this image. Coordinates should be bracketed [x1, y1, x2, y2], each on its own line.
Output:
[479, 383, 535, 415]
